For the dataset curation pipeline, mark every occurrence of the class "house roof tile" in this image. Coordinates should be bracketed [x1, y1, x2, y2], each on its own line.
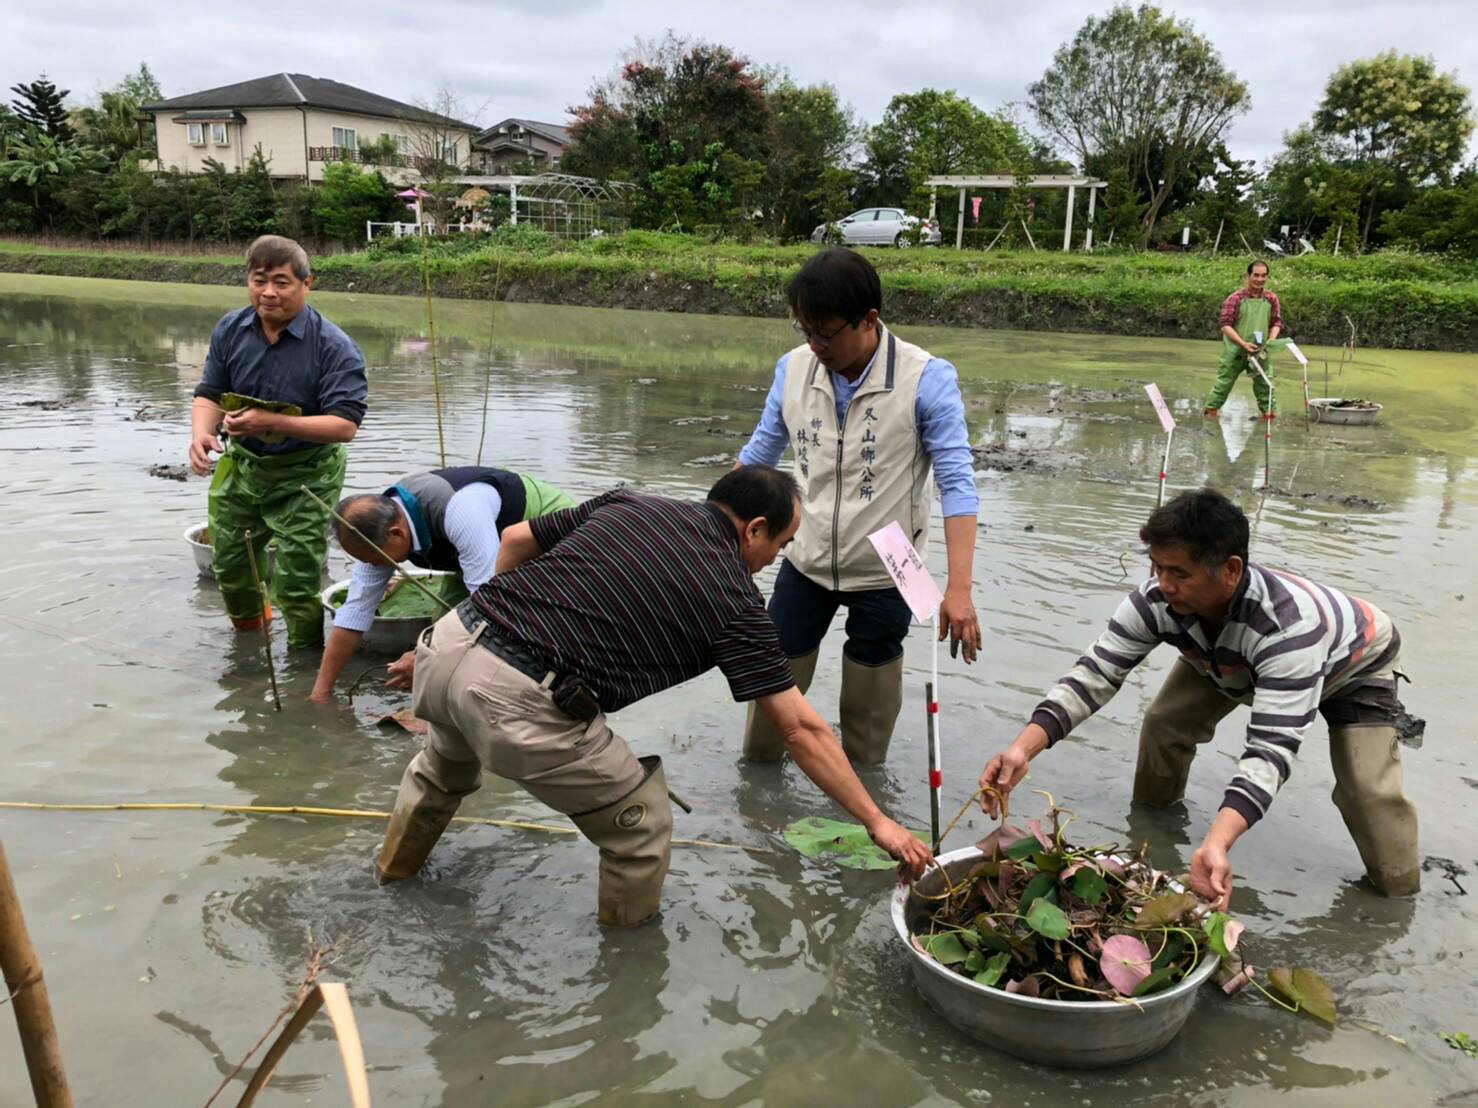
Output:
[142, 73, 478, 130]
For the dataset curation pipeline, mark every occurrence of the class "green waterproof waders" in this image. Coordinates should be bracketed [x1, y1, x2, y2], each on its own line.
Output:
[207, 441, 347, 648]
[1205, 295, 1276, 415]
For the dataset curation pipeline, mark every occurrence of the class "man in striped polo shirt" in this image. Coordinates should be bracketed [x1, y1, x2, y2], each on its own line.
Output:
[978, 488, 1418, 906]
[376, 465, 931, 928]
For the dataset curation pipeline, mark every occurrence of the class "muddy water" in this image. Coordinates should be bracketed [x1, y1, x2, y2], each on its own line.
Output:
[1, 273, 1474, 1106]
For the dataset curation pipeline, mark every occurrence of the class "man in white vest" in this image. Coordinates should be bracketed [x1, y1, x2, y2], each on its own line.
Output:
[737, 249, 981, 764]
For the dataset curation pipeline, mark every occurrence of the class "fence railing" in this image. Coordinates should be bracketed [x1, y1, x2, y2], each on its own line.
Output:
[309, 147, 458, 173]
[365, 221, 482, 242]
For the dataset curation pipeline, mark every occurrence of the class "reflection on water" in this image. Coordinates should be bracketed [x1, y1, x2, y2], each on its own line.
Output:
[1, 274, 1475, 1105]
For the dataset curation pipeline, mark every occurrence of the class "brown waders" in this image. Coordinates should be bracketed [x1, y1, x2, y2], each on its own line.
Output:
[741, 650, 819, 761]
[1133, 658, 1420, 895]
[376, 606, 673, 927]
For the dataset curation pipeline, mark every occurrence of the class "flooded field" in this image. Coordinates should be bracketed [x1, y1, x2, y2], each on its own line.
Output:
[1, 272, 1475, 1106]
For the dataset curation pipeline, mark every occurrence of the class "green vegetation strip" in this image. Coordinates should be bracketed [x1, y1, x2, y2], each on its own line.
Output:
[3, 232, 1475, 351]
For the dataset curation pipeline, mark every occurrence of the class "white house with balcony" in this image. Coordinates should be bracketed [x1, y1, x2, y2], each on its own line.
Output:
[141, 73, 480, 183]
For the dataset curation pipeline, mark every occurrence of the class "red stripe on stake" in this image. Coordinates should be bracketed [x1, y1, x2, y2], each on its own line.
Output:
[928, 701, 939, 714]
[929, 770, 943, 789]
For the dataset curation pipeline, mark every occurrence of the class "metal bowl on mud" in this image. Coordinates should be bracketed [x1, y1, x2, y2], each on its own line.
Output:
[185, 523, 278, 581]
[892, 846, 1219, 1068]
[319, 570, 449, 655]
[1308, 398, 1382, 426]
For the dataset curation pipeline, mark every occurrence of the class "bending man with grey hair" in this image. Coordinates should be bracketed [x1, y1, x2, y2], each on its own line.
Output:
[309, 465, 574, 701]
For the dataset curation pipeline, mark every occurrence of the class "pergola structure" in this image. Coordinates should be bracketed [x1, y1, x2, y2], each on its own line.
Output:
[924, 175, 1109, 251]
[451, 172, 635, 238]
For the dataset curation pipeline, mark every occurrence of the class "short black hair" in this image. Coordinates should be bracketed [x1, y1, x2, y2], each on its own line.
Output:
[334, 493, 401, 549]
[708, 465, 800, 536]
[785, 248, 882, 326]
[1140, 488, 1249, 569]
[1247, 259, 1270, 275]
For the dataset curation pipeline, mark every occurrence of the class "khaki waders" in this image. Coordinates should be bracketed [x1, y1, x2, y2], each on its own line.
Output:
[207, 440, 346, 648]
[377, 607, 673, 927]
[1133, 658, 1420, 896]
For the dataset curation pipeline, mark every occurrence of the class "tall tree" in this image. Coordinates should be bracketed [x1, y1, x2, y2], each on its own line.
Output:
[763, 80, 858, 239]
[565, 33, 771, 233]
[1310, 51, 1474, 248]
[1029, 4, 1248, 244]
[10, 76, 74, 143]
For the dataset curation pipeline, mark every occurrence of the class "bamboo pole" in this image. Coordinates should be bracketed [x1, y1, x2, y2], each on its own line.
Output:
[299, 486, 452, 616]
[242, 531, 281, 712]
[0, 840, 74, 1108]
[416, 193, 447, 468]
[475, 249, 505, 467]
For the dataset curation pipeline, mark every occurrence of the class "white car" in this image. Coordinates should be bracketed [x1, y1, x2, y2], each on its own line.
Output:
[811, 208, 941, 248]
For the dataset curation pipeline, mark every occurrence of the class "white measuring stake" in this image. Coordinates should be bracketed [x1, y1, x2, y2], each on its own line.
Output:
[867, 521, 946, 848]
[1285, 340, 1311, 417]
[1144, 383, 1177, 507]
[1251, 332, 1274, 488]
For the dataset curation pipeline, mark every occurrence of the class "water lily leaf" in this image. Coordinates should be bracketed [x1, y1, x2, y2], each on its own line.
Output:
[975, 951, 1010, 988]
[964, 949, 987, 973]
[1203, 911, 1246, 958]
[1071, 868, 1108, 905]
[1135, 891, 1197, 928]
[1132, 963, 1180, 998]
[1151, 932, 1186, 972]
[1018, 872, 1058, 917]
[1026, 898, 1070, 941]
[1006, 835, 1043, 862]
[1101, 934, 1153, 995]
[967, 859, 1001, 881]
[1005, 974, 1041, 997]
[1032, 851, 1067, 874]
[976, 823, 1028, 859]
[1026, 818, 1053, 848]
[782, 817, 924, 870]
[923, 932, 969, 966]
[1269, 967, 1338, 1026]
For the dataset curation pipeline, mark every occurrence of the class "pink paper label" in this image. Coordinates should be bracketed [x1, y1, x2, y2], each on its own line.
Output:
[867, 521, 943, 622]
[1144, 383, 1176, 434]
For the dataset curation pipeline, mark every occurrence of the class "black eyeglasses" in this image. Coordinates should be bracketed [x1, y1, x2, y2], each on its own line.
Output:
[792, 319, 856, 347]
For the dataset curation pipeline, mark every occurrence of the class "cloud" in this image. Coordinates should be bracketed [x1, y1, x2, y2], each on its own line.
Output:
[5, 0, 1474, 166]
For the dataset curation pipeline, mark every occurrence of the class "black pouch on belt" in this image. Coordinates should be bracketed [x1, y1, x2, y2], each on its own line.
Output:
[551, 673, 602, 723]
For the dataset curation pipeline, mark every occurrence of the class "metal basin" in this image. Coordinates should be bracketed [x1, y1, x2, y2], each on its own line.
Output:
[185, 523, 277, 581]
[892, 846, 1219, 1068]
[320, 570, 449, 655]
[1309, 398, 1381, 426]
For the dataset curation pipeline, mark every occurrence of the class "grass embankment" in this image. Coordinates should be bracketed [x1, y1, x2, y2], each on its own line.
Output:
[2, 232, 1475, 351]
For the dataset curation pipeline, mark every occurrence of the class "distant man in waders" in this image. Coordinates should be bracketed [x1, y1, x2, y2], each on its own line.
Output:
[1205, 260, 1282, 420]
[188, 235, 367, 649]
[375, 466, 932, 927]
[309, 466, 574, 702]
[736, 249, 981, 766]
[977, 488, 1419, 909]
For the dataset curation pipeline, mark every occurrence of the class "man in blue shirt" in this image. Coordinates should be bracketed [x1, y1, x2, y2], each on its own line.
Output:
[188, 235, 368, 649]
[737, 249, 981, 764]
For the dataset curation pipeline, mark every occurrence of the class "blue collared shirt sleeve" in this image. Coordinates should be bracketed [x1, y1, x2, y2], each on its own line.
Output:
[441, 483, 503, 589]
[333, 560, 395, 632]
[314, 318, 368, 425]
[737, 354, 791, 466]
[917, 357, 979, 517]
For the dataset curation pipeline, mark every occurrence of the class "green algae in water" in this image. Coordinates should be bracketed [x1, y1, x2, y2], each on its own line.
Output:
[328, 573, 469, 619]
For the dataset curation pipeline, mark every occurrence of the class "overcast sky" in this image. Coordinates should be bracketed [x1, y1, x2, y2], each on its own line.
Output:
[7, 0, 1475, 167]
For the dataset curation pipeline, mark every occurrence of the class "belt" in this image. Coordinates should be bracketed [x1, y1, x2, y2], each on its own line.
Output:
[455, 599, 554, 685]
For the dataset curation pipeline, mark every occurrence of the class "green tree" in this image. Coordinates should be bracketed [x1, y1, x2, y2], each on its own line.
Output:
[1379, 173, 1478, 256]
[564, 33, 771, 233]
[1310, 51, 1474, 248]
[1029, 4, 1248, 244]
[10, 75, 74, 143]
[0, 126, 103, 228]
[1183, 145, 1258, 252]
[763, 80, 858, 240]
[315, 161, 398, 243]
[1098, 166, 1144, 247]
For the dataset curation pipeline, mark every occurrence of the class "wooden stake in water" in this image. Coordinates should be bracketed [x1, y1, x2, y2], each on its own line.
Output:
[0, 839, 75, 1108]
[476, 249, 505, 467]
[1144, 383, 1177, 506]
[416, 191, 447, 468]
[243, 530, 281, 712]
[298, 485, 452, 616]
